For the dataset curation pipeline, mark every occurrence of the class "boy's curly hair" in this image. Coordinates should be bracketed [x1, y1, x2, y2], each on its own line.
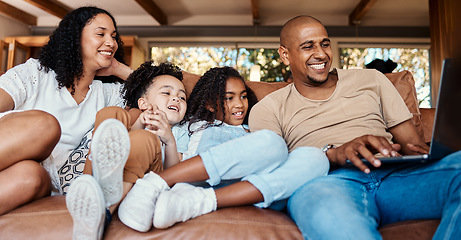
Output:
[122, 60, 183, 108]
[182, 66, 258, 132]
[39, 6, 125, 95]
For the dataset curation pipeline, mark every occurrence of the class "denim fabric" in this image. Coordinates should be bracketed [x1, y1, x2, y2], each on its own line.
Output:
[200, 129, 329, 208]
[288, 150, 461, 240]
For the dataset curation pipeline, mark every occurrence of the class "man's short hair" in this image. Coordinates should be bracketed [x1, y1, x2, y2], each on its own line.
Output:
[280, 15, 324, 46]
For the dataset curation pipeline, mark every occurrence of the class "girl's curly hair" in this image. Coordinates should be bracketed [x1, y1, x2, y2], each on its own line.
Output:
[181, 66, 258, 133]
[122, 60, 183, 108]
[39, 6, 125, 95]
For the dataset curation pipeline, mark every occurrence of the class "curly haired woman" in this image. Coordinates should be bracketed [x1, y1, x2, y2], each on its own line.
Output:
[0, 6, 133, 238]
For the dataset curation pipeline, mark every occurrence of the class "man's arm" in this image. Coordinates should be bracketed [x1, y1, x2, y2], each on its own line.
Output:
[326, 119, 429, 173]
[248, 98, 282, 136]
[388, 119, 429, 155]
[326, 135, 399, 173]
[326, 70, 427, 173]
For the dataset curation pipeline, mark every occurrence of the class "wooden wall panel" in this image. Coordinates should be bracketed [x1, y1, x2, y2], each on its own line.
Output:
[429, 0, 461, 105]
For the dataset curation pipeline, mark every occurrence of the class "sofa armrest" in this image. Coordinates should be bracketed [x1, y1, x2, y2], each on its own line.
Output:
[420, 108, 435, 144]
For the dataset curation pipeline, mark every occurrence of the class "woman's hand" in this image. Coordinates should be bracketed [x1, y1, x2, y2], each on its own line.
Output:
[96, 58, 133, 80]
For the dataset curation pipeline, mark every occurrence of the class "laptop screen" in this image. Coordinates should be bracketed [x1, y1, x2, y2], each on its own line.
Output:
[430, 58, 461, 159]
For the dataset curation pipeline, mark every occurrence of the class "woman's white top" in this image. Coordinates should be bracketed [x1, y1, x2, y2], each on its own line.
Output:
[0, 58, 125, 193]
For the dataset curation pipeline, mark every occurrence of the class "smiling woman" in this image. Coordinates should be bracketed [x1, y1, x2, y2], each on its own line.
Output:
[0, 4, 133, 222]
[80, 14, 119, 81]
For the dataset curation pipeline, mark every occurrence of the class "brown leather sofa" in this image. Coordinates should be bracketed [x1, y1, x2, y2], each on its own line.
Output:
[0, 70, 440, 240]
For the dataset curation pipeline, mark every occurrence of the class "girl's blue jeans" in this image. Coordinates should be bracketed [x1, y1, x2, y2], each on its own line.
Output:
[199, 129, 329, 208]
[288, 150, 461, 240]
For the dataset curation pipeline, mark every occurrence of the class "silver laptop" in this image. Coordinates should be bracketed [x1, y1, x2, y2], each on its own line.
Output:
[369, 58, 461, 163]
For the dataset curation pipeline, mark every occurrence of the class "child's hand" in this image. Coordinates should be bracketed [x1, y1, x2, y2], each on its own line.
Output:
[137, 105, 156, 127]
[144, 107, 175, 145]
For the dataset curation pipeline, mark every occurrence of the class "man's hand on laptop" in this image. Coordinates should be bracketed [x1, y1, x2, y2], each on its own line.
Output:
[326, 135, 400, 174]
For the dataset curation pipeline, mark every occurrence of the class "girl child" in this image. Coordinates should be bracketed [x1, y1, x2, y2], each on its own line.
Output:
[66, 60, 188, 239]
[118, 66, 330, 232]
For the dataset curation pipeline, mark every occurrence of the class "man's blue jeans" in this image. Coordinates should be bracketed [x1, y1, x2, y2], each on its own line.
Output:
[288, 150, 461, 240]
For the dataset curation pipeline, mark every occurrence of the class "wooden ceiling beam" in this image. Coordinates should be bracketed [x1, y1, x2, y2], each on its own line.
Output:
[23, 0, 72, 19]
[0, 1, 37, 25]
[251, 0, 260, 25]
[134, 0, 167, 25]
[349, 0, 379, 25]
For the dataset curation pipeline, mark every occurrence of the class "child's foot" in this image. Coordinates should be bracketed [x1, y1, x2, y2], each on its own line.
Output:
[118, 172, 169, 232]
[153, 183, 217, 229]
[91, 118, 130, 207]
[66, 175, 106, 240]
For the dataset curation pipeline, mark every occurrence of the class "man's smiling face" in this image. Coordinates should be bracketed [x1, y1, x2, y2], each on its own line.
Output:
[279, 18, 333, 86]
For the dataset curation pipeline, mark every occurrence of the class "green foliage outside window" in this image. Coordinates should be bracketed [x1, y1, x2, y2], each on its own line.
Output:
[247, 48, 290, 82]
[151, 47, 289, 82]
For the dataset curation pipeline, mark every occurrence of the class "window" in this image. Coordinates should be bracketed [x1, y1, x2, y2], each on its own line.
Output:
[339, 47, 431, 108]
[150, 43, 431, 107]
[150, 45, 288, 82]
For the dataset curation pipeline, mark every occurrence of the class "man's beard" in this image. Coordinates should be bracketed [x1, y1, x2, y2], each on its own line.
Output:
[307, 72, 329, 86]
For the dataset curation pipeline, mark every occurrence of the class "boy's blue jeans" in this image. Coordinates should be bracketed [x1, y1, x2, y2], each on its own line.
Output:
[288, 150, 461, 240]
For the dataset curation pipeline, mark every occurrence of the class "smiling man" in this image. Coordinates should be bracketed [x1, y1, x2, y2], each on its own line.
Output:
[249, 15, 461, 239]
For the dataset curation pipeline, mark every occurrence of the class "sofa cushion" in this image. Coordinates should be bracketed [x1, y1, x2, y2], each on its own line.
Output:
[0, 196, 303, 240]
[379, 219, 440, 240]
[0, 195, 441, 240]
[0, 196, 72, 240]
[106, 206, 303, 239]
[419, 107, 436, 143]
[385, 70, 425, 141]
